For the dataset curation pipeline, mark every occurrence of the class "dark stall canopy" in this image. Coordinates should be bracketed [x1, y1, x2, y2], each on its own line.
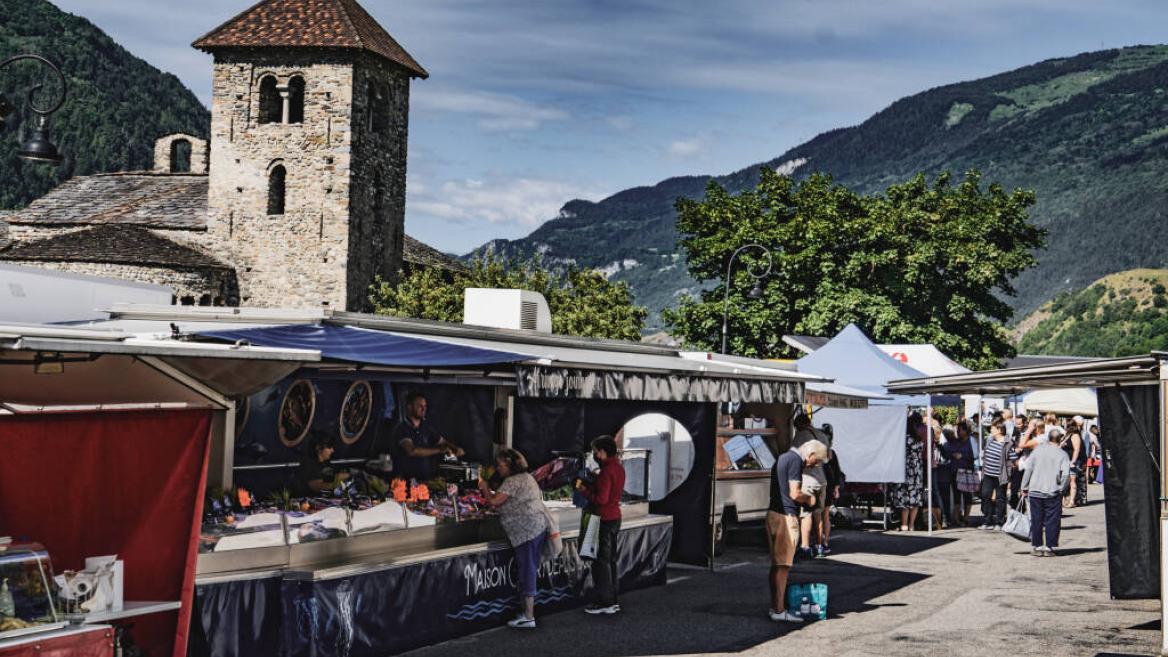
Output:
[198, 323, 537, 369]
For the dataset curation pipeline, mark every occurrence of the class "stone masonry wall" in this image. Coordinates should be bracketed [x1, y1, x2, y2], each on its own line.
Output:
[347, 53, 410, 310]
[153, 133, 209, 174]
[204, 49, 397, 311]
[2, 260, 235, 305]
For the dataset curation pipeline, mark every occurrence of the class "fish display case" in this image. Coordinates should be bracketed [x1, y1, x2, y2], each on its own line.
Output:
[197, 453, 653, 579]
[0, 542, 66, 641]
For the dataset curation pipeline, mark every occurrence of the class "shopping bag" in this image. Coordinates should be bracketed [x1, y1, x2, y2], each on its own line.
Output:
[956, 469, 980, 493]
[579, 511, 600, 560]
[541, 505, 564, 559]
[1002, 499, 1030, 541]
[785, 583, 828, 621]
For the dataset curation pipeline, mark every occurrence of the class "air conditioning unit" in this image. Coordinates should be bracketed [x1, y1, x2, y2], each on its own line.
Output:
[463, 288, 552, 333]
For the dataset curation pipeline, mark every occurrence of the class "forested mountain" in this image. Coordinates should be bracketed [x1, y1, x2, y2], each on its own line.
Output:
[0, 0, 209, 208]
[1017, 269, 1168, 356]
[472, 46, 1168, 330]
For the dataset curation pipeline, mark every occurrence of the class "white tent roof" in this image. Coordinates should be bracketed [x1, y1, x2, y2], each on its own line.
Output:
[878, 344, 970, 377]
[1018, 388, 1099, 417]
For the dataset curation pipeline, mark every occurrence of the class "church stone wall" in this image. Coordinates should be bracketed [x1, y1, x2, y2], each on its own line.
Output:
[203, 49, 409, 312]
[1, 260, 236, 306]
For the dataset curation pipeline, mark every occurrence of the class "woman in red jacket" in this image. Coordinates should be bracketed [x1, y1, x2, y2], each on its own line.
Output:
[579, 435, 626, 615]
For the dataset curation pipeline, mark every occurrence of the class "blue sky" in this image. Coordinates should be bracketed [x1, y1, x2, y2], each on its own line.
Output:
[51, 0, 1168, 254]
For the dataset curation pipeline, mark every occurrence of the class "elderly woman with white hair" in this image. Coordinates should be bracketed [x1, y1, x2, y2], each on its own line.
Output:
[765, 437, 828, 623]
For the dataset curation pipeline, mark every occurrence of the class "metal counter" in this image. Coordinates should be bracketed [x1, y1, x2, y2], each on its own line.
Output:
[196, 502, 652, 584]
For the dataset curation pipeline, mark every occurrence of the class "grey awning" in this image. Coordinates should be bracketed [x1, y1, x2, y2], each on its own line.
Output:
[886, 354, 1162, 395]
[515, 366, 802, 403]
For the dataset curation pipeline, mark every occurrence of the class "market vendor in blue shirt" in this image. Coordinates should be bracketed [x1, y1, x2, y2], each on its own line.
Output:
[390, 391, 464, 481]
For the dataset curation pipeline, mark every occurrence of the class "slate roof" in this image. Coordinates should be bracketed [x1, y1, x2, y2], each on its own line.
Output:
[0, 224, 231, 270]
[5, 173, 208, 230]
[3, 172, 463, 274]
[192, 0, 428, 78]
[403, 235, 467, 274]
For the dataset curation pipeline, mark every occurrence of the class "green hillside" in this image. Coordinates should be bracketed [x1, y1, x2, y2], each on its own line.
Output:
[472, 45, 1168, 330]
[0, 0, 209, 208]
[1017, 269, 1168, 356]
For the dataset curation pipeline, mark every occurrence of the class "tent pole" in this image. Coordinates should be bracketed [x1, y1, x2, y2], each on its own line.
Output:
[977, 396, 984, 466]
[927, 397, 933, 535]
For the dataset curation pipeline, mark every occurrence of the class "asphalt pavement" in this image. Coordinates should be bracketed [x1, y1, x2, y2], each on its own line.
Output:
[403, 487, 1160, 657]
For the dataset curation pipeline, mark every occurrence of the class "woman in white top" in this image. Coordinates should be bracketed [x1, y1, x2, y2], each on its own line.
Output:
[479, 448, 548, 629]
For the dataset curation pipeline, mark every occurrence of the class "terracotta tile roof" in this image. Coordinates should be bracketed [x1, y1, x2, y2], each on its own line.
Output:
[192, 0, 428, 78]
[403, 234, 467, 274]
[0, 224, 230, 270]
[5, 173, 208, 230]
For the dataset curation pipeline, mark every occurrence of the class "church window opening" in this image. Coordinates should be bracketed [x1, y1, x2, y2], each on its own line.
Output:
[268, 165, 287, 215]
[258, 75, 282, 124]
[169, 138, 192, 173]
[368, 82, 390, 133]
[287, 75, 305, 124]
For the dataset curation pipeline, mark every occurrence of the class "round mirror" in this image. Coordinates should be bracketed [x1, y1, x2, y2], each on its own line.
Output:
[618, 413, 694, 501]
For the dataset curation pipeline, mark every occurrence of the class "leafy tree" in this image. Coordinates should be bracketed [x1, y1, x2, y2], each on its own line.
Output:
[369, 256, 647, 341]
[662, 168, 1045, 369]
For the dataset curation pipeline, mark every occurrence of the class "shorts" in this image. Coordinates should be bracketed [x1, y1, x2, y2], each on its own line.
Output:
[799, 485, 826, 518]
[765, 511, 800, 567]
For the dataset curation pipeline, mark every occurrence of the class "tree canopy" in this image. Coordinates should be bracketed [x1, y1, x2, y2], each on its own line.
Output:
[662, 168, 1045, 369]
[369, 256, 648, 341]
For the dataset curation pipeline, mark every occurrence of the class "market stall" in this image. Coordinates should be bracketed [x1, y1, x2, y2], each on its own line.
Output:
[0, 324, 318, 657]
[74, 303, 814, 657]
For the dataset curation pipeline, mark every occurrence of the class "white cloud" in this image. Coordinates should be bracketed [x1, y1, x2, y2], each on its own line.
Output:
[605, 115, 634, 131]
[412, 89, 568, 130]
[409, 176, 597, 227]
[668, 135, 708, 159]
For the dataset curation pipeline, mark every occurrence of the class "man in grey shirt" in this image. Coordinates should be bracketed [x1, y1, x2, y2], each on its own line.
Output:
[1021, 427, 1071, 556]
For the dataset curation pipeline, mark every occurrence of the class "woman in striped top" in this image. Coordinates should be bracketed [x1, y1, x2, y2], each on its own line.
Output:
[979, 423, 1011, 529]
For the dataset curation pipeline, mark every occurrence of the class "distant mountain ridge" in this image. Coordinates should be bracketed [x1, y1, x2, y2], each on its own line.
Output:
[471, 45, 1168, 330]
[0, 0, 210, 209]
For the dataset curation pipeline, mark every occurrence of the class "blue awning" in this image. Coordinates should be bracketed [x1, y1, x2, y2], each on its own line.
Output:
[197, 324, 535, 368]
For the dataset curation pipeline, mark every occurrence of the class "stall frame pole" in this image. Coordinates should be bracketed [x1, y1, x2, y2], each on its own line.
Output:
[1158, 367, 1168, 656]
[926, 397, 933, 536]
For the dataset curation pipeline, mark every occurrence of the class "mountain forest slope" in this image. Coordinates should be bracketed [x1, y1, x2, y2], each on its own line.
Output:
[0, 0, 209, 209]
[473, 45, 1168, 330]
[1016, 268, 1168, 357]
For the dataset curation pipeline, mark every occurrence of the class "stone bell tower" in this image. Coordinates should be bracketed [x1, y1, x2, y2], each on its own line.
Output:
[193, 0, 428, 310]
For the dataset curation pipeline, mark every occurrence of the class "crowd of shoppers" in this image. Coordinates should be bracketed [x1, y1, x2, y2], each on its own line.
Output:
[888, 407, 1100, 554]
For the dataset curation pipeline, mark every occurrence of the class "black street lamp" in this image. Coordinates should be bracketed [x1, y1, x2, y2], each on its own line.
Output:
[0, 54, 67, 165]
[720, 243, 774, 354]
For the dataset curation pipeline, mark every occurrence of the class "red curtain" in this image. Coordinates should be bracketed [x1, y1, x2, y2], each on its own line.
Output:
[0, 410, 211, 657]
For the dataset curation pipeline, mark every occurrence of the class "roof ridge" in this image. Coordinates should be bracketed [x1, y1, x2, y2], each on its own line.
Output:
[191, 0, 269, 47]
[335, 0, 365, 50]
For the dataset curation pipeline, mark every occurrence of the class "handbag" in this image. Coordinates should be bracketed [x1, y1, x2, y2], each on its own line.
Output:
[1002, 498, 1030, 541]
[541, 505, 564, 559]
[579, 511, 600, 560]
[955, 468, 980, 493]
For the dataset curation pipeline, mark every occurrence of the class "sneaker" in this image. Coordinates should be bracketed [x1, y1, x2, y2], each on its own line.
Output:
[821, 543, 832, 556]
[584, 604, 619, 615]
[768, 609, 805, 623]
[797, 546, 813, 560]
[979, 523, 993, 531]
[1031, 547, 1043, 556]
[507, 616, 536, 629]
[815, 544, 826, 558]
[993, 525, 1003, 531]
[1044, 547, 1057, 557]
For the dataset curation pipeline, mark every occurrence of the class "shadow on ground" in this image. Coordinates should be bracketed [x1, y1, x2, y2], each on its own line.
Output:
[402, 527, 937, 657]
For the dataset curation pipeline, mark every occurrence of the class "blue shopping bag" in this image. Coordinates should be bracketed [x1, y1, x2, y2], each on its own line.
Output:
[786, 583, 828, 621]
